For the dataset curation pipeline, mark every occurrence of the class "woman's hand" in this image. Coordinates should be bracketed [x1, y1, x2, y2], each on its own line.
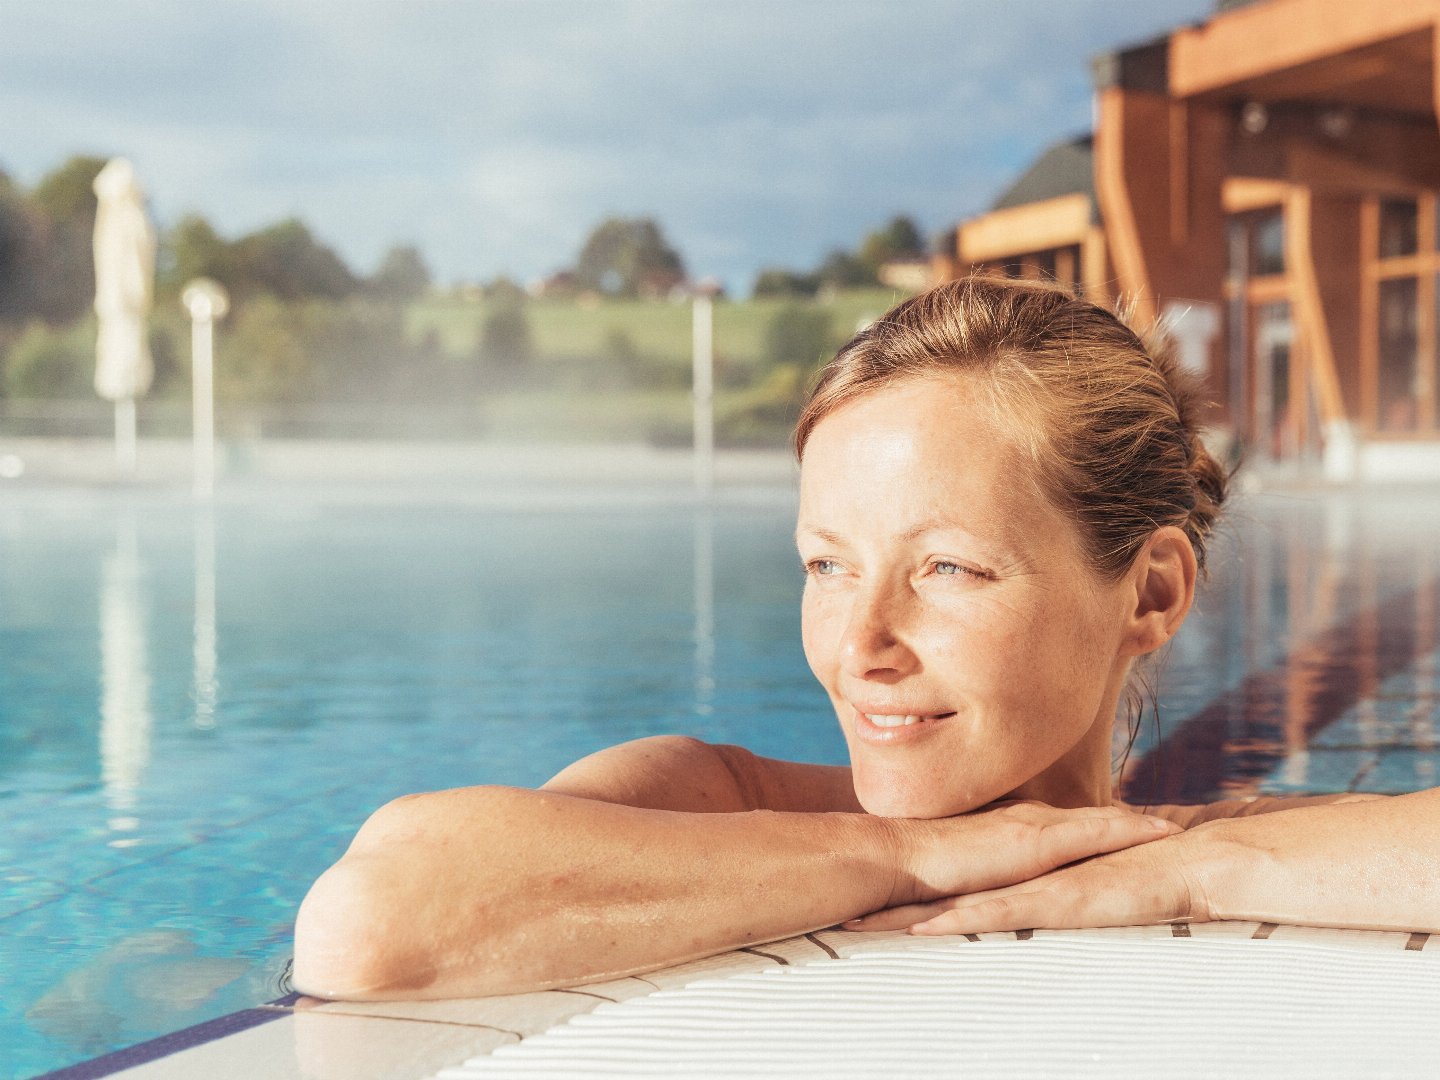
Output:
[876, 800, 1184, 917]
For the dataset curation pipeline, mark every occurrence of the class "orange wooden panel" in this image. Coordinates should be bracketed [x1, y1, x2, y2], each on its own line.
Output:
[1094, 87, 1157, 324]
[1359, 198, 1381, 432]
[1222, 178, 1293, 215]
[956, 194, 1091, 264]
[1170, 0, 1440, 101]
[1285, 187, 1348, 426]
[1080, 226, 1110, 306]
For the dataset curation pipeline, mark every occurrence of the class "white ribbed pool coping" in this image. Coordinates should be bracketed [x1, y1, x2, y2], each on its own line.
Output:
[429, 924, 1440, 1079]
[64, 923, 1438, 1079]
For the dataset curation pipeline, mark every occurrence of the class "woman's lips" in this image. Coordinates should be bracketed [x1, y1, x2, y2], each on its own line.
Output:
[851, 705, 957, 745]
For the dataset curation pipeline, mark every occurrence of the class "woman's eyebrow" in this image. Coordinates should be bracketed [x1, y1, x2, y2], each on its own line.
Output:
[795, 519, 983, 545]
[897, 518, 971, 543]
[795, 525, 844, 545]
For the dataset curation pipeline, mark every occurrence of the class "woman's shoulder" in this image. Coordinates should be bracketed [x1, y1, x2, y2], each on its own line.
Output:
[542, 734, 862, 814]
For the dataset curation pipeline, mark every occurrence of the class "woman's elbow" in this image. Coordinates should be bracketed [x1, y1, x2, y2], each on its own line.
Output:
[292, 856, 429, 1000]
[292, 789, 523, 999]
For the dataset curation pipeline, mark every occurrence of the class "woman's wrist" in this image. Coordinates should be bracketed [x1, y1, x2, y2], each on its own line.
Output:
[1176, 816, 1277, 923]
[840, 811, 916, 911]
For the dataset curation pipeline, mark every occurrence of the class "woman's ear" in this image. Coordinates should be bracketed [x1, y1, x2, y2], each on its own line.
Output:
[1120, 526, 1198, 658]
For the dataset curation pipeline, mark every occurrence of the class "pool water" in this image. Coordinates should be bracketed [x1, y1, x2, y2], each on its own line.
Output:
[3, 481, 1439, 1077]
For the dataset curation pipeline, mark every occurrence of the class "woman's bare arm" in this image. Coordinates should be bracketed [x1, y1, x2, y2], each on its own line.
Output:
[293, 736, 1178, 1000]
[1127, 792, 1388, 829]
[852, 787, 1440, 935]
[542, 735, 863, 813]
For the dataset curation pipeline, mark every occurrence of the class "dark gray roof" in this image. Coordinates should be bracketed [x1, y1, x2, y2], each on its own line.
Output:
[990, 135, 1095, 214]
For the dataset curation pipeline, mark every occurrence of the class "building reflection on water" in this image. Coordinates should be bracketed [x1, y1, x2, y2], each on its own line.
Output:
[1123, 491, 1440, 805]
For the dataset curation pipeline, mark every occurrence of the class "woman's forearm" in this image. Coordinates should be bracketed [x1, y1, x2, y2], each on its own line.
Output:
[292, 787, 1175, 1000]
[1195, 787, 1440, 932]
[293, 785, 901, 1000]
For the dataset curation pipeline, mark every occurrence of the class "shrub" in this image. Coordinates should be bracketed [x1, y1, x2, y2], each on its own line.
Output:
[3, 318, 95, 398]
[763, 304, 833, 369]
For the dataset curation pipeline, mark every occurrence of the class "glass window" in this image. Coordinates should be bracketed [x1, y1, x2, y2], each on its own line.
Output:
[1378, 276, 1419, 432]
[1032, 249, 1057, 281]
[1251, 211, 1285, 276]
[1057, 244, 1081, 290]
[1379, 199, 1419, 259]
[1226, 220, 1248, 283]
[1254, 301, 1293, 457]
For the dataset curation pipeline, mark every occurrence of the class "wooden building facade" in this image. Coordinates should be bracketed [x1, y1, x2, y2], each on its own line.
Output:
[937, 0, 1440, 479]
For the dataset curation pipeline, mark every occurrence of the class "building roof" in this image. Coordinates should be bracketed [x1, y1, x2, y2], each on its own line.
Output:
[990, 135, 1095, 213]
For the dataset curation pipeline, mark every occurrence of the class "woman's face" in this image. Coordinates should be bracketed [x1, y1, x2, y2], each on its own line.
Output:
[797, 375, 1134, 818]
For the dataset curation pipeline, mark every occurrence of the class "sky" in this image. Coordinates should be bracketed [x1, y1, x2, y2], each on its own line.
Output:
[1, 0, 1214, 292]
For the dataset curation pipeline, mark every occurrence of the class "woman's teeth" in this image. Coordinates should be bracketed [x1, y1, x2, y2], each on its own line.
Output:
[867, 714, 925, 727]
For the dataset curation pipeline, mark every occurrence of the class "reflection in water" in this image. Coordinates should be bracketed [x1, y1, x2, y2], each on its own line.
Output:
[25, 930, 250, 1060]
[194, 508, 218, 729]
[693, 508, 715, 717]
[1124, 495, 1440, 805]
[98, 512, 152, 830]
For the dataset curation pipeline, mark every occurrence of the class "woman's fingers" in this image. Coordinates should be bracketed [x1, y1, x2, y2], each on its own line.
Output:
[908, 842, 1196, 935]
[1034, 811, 1180, 872]
[842, 900, 955, 931]
[908, 889, 1054, 936]
[953, 807, 1180, 895]
[847, 817, 1198, 933]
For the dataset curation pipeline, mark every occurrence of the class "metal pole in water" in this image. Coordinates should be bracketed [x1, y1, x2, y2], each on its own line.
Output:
[692, 292, 714, 497]
[181, 279, 229, 501]
[114, 398, 137, 476]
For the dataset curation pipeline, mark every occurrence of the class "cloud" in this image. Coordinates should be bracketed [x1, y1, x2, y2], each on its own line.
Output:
[0, 0, 1213, 289]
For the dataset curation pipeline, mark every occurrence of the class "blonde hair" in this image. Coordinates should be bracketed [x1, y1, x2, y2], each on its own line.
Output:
[793, 275, 1229, 580]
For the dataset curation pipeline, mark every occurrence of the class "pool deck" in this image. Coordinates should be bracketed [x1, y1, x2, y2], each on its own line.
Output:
[0, 437, 800, 495]
[40, 923, 1440, 1079]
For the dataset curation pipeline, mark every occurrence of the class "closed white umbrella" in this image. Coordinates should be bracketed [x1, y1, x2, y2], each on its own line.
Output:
[92, 158, 156, 475]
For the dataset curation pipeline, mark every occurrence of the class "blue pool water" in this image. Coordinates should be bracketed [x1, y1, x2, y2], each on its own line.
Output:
[4, 479, 1440, 1077]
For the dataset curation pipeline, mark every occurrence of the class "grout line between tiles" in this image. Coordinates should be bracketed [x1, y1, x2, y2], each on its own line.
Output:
[300, 1009, 523, 1040]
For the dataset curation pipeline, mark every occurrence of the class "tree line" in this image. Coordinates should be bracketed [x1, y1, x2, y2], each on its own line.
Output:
[0, 154, 926, 445]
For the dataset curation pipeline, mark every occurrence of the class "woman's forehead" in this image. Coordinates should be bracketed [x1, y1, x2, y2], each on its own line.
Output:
[795, 378, 1073, 551]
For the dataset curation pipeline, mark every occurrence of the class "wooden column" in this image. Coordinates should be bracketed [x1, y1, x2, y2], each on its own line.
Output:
[1094, 86, 1159, 324]
[1285, 187, 1349, 427]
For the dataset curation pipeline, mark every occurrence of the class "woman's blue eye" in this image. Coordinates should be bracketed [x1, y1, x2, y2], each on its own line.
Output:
[934, 561, 974, 577]
[804, 559, 842, 576]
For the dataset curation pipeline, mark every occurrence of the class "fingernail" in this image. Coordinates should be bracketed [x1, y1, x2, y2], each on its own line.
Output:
[1146, 816, 1175, 831]
[841, 918, 863, 928]
[908, 922, 935, 935]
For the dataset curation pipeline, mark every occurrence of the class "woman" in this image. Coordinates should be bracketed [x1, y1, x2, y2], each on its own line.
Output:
[294, 276, 1440, 1001]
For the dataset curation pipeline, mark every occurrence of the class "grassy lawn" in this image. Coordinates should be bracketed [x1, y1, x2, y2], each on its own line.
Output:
[406, 287, 908, 369]
[401, 287, 913, 447]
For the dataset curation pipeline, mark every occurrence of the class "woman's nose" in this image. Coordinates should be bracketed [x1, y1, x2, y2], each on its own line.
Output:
[838, 584, 918, 680]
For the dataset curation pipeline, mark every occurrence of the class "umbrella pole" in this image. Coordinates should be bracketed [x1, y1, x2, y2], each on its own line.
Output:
[115, 398, 137, 477]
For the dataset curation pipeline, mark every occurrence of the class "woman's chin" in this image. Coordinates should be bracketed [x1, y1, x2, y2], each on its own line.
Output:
[853, 772, 988, 819]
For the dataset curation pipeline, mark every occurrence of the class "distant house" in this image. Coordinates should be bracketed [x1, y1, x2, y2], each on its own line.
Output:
[938, 0, 1440, 481]
[636, 268, 686, 301]
[938, 135, 1104, 301]
[877, 257, 935, 294]
[669, 276, 726, 302]
[528, 270, 579, 299]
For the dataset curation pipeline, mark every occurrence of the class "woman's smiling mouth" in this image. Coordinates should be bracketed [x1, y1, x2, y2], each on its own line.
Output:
[852, 705, 958, 744]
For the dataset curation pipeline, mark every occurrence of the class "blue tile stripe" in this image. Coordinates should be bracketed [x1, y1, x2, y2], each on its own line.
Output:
[31, 1006, 287, 1080]
[1123, 578, 1438, 804]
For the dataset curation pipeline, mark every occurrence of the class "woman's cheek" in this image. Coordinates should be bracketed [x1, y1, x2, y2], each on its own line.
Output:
[799, 595, 842, 682]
